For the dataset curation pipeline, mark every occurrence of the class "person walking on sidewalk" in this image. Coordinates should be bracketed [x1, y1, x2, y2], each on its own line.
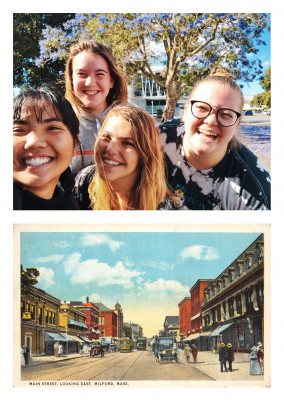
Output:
[257, 342, 264, 375]
[226, 343, 234, 372]
[249, 346, 262, 375]
[219, 343, 228, 372]
[184, 344, 191, 363]
[191, 344, 198, 364]
[23, 345, 30, 365]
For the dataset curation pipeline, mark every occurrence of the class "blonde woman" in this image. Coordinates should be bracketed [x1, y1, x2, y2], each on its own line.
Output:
[73, 105, 176, 210]
[65, 40, 128, 175]
[160, 67, 271, 210]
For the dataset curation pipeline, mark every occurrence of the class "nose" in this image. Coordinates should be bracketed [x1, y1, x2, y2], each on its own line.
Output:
[203, 109, 218, 126]
[105, 139, 119, 154]
[24, 131, 47, 150]
[85, 75, 95, 86]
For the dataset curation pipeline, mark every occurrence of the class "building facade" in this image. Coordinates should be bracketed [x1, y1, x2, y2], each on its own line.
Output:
[21, 286, 61, 355]
[189, 280, 213, 335]
[163, 316, 180, 338]
[178, 297, 192, 338]
[201, 234, 264, 353]
[70, 298, 100, 341]
[113, 301, 124, 338]
[94, 302, 118, 338]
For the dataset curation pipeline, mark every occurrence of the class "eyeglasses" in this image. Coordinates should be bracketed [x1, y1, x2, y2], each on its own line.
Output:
[190, 100, 241, 127]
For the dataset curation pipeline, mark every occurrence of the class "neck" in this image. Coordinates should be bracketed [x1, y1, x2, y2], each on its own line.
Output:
[183, 146, 228, 170]
[16, 181, 57, 200]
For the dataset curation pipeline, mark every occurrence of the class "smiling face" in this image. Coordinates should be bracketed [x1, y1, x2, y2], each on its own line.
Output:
[96, 115, 141, 194]
[183, 81, 241, 169]
[13, 101, 75, 199]
[72, 51, 114, 114]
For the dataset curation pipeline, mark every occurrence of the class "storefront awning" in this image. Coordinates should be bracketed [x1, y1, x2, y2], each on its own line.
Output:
[59, 333, 76, 342]
[79, 336, 92, 343]
[45, 332, 67, 341]
[210, 322, 234, 337]
[185, 333, 201, 341]
[68, 335, 85, 343]
[68, 318, 88, 329]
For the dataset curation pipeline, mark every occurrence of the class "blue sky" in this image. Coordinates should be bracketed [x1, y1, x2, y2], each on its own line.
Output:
[20, 231, 262, 337]
[238, 29, 271, 95]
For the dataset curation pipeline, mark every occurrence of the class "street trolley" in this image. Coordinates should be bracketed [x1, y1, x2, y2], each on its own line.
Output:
[137, 337, 147, 351]
[119, 338, 134, 352]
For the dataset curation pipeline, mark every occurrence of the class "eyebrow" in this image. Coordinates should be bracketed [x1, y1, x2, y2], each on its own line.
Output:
[102, 131, 134, 141]
[13, 118, 62, 124]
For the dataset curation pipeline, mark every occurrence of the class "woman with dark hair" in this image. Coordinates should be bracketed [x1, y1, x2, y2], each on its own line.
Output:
[73, 105, 176, 210]
[160, 67, 271, 210]
[65, 40, 128, 175]
[13, 87, 80, 210]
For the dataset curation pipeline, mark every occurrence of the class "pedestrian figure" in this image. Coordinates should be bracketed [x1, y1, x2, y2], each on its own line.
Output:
[226, 343, 234, 372]
[21, 345, 26, 366]
[54, 342, 59, 357]
[249, 346, 262, 375]
[23, 345, 29, 365]
[191, 344, 198, 364]
[100, 343, 104, 357]
[184, 344, 191, 363]
[257, 342, 264, 375]
[219, 343, 228, 372]
[58, 343, 63, 357]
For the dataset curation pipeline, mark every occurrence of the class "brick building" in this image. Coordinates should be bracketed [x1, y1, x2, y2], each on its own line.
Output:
[201, 234, 265, 353]
[93, 302, 118, 338]
[70, 298, 100, 340]
[189, 279, 213, 334]
[178, 297, 191, 338]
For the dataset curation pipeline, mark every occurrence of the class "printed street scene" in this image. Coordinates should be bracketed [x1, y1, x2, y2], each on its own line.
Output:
[15, 226, 269, 387]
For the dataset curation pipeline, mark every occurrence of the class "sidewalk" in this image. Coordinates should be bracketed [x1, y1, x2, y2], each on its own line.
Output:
[179, 350, 264, 381]
[22, 352, 91, 368]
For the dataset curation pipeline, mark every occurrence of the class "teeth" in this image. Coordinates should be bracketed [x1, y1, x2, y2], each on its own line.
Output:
[85, 91, 99, 95]
[199, 130, 218, 137]
[24, 157, 51, 166]
[104, 159, 121, 166]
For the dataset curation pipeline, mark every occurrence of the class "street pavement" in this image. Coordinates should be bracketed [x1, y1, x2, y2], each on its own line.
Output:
[22, 350, 265, 382]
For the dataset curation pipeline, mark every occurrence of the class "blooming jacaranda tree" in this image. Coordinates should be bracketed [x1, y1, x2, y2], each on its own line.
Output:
[35, 13, 270, 121]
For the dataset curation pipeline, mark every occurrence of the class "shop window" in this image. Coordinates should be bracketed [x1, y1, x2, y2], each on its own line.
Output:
[217, 305, 221, 321]
[228, 299, 234, 317]
[236, 295, 242, 314]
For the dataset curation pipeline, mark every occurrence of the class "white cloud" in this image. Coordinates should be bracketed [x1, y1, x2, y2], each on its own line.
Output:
[79, 293, 100, 303]
[37, 267, 55, 288]
[54, 240, 70, 248]
[63, 253, 141, 288]
[180, 245, 219, 261]
[144, 278, 189, 294]
[81, 234, 124, 252]
[35, 254, 64, 264]
[141, 260, 175, 270]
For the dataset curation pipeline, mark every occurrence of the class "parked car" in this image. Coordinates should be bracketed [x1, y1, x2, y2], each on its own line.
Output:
[263, 109, 271, 115]
[244, 110, 253, 116]
[155, 337, 179, 363]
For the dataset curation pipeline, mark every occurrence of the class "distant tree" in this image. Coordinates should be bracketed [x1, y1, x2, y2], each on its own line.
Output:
[251, 92, 266, 108]
[251, 66, 271, 108]
[123, 326, 132, 339]
[13, 13, 75, 89]
[21, 264, 40, 296]
[33, 13, 270, 121]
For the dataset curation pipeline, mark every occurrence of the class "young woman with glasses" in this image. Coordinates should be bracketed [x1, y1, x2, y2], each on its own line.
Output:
[159, 67, 271, 210]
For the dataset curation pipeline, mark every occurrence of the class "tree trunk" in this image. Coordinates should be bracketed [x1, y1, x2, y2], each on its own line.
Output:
[160, 84, 178, 123]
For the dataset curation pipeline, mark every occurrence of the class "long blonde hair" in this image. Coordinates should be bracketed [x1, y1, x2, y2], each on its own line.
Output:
[88, 105, 171, 210]
[65, 40, 128, 115]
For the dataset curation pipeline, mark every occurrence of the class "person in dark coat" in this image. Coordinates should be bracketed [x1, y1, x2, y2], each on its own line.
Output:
[219, 343, 228, 372]
[226, 343, 234, 372]
[191, 344, 198, 364]
[23, 345, 29, 365]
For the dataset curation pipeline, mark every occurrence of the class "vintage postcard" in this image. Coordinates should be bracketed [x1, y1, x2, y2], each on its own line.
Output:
[14, 223, 270, 388]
